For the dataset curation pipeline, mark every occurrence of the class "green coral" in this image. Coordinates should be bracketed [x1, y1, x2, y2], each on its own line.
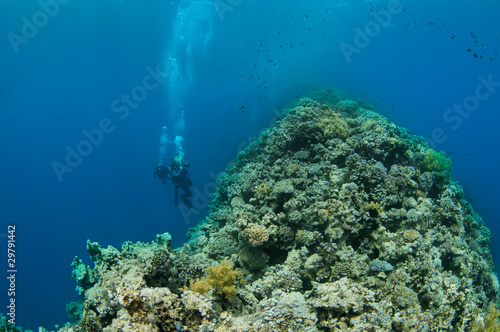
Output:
[422, 149, 452, 172]
[0, 313, 24, 332]
[155, 232, 172, 247]
[86, 240, 102, 262]
[71, 257, 97, 295]
[66, 300, 84, 322]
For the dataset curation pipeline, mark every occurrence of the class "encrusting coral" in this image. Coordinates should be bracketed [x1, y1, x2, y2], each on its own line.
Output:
[20, 90, 500, 332]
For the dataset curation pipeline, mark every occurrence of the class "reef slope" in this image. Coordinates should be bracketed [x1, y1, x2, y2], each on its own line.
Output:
[59, 94, 499, 331]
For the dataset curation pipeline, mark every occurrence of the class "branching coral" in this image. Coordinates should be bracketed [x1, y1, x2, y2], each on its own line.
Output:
[190, 261, 243, 301]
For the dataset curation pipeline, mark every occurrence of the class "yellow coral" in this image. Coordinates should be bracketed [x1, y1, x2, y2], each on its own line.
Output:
[190, 261, 243, 301]
[190, 278, 211, 295]
[318, 110, 349, 139]
[471, 303, 500, 332]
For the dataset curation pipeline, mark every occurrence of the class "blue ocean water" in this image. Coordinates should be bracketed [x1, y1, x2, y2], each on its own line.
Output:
[0, 0, 499, 329]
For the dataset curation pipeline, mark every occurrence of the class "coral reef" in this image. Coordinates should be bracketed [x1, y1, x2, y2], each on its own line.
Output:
[22, 92, 499, 331]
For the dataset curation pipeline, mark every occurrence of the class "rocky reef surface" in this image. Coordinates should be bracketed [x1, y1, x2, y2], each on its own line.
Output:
[25, 93, 500, 331]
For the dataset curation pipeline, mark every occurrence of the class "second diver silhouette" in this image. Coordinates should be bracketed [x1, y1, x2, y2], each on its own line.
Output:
[154, 155, 193, 209]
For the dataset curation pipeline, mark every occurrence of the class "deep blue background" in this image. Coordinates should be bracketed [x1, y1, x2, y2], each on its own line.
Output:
[0, 0, 499, 329]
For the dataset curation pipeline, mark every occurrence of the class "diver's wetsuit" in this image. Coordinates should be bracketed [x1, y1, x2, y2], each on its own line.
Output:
[154, 159, 193, 208]
[153, 162, 169, 185]
[170, 166, 193, 209]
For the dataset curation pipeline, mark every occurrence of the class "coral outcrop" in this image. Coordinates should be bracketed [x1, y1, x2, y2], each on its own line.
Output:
[35, 92, 499, 331]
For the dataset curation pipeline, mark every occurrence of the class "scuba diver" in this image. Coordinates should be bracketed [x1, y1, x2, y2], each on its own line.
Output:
[154, 156, 193, 209]
[153, 161, 169, 185]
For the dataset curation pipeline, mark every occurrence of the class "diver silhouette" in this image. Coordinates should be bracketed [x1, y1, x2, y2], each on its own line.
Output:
[154, 156, 193, 209]
[153, 161, 169, 185]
